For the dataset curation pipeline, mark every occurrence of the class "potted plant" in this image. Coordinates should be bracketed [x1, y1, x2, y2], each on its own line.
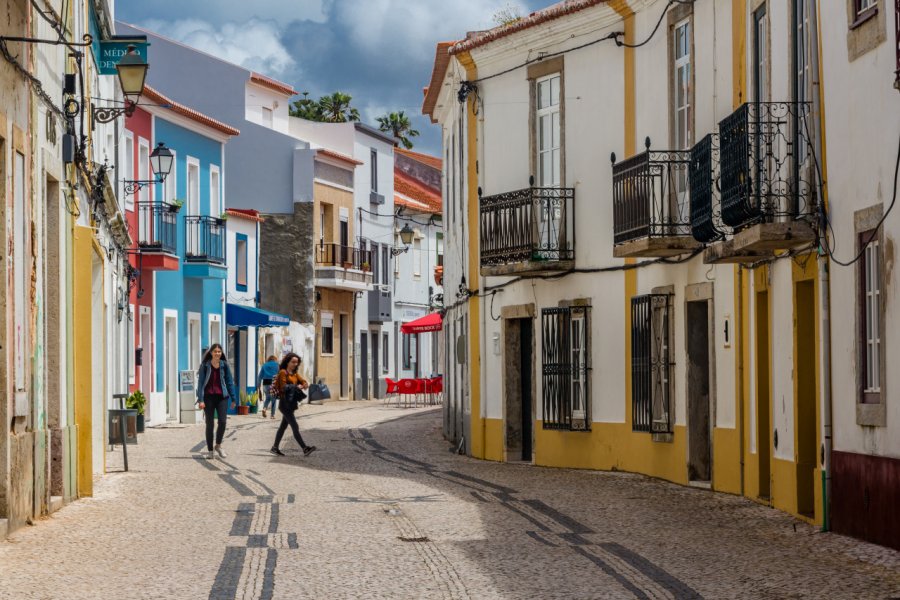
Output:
[169, 198, 184, 212]
[247, 391, 259, 414]
[237, 391, 250, 415]
[361, 261, 371, 272]
[125, 390, 146, 433]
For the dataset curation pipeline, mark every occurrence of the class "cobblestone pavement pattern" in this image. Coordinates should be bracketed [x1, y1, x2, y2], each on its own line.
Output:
[1, 401, 899, 599]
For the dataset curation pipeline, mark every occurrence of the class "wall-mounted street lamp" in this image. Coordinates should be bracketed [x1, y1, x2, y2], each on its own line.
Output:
[390, 223, 415, 256]
[92, 45, 148, 123]
[124, 142, 173, 195]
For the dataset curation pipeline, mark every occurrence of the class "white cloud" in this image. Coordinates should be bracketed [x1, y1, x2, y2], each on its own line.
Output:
[329, 0, 528, 56]
[142, 18, 297, 77]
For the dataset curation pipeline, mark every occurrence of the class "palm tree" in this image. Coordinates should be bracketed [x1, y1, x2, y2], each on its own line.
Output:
[289, 92, 323, 121]
[318, 92, 360, 123]
[376, 111, 420, 149]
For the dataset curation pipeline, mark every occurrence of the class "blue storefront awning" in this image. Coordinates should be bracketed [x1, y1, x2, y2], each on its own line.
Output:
[226, 303, 290, 328]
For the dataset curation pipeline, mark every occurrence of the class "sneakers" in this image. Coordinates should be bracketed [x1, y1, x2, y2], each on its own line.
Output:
[215, 445, 227, 459]
[269, 447, 286, 456]
[303, 445, 317, 457]
[205, 450, 215, 459]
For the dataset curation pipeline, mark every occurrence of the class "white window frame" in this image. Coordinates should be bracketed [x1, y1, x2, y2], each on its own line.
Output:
[382, 333, 389, 373]
[164, 149, 178, 206]
[857, 0, 876, 16]
[673, 18, 692, 151]
[129, 303, 136, 383]
[188, 312, 203, 372]
[321, 311, 335, 355]
[261, 106, 273, 128]
[124, 131, 134, 211]
[570, 312, 587, 422]
[186, 156, 201, 216]
[864, 237, 881, 394]
[535, 73, 561, 188]
[138, 137, 150, 203]
[210, 165, 221, 218]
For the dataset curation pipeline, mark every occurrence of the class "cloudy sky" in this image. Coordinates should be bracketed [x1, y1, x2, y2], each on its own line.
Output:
[117, 0, 549, 157]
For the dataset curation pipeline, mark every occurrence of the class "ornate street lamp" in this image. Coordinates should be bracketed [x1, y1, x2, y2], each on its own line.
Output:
[124, 142, 173, 195]
[93, 45, 148, 123]
[391, 223, 415, 256]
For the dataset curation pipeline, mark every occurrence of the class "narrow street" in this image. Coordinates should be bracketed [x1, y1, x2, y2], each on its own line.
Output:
[0, 401, 898, 600]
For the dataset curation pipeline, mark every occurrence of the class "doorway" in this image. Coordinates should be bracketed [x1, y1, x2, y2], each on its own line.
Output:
[360, 332, 369, 398]
[188, 315, 201, 371]
[371, 330, 379, 399]
[756, 290, 771, 500]
[164, 315, 178, 421]
[140, 309, 152, 418]
[340, 315, 348, 398]
[686, 300, 712, 483]
[795, 280, 816, 517]
[505, 318, 533, 462]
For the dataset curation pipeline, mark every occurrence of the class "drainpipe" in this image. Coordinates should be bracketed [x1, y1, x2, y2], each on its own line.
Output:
[737, 266, 745, 497]
[808, 0, 833, 531]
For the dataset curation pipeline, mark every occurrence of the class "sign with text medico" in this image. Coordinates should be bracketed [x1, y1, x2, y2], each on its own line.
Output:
[98, 37, 149, 76]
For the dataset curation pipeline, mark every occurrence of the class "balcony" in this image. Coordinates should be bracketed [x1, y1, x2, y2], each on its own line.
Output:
[612, 145, 702, 258]
[479, 186, 575, 276]
[184, 215, 226, 279]
[314, 243, 373, 292]
[706, 101, 816, 262]
[136, 201, 179, 271]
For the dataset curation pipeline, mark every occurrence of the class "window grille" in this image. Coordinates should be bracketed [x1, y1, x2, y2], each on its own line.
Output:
[632, 294, 674, 433]
[541, 306, 591, 431]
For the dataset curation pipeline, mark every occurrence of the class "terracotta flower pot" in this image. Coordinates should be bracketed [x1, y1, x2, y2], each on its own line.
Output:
[237, 405, 250, 415]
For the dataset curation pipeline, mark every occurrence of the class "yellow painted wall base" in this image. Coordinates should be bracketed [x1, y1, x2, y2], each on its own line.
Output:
[483, 418, 504, 462]
[73, 226, 93, 498]
[712, 427, 742, 494]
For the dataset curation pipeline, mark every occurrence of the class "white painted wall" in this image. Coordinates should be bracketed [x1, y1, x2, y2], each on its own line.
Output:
[820, 1, 900, 459]
[244, 82, 291, 134]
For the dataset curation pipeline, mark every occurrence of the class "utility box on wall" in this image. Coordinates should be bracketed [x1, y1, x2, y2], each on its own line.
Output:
[368, 288, 392, 322]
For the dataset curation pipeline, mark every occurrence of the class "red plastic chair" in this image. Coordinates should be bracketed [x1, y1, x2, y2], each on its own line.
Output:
[385, 378, 401, 406]
[398, 378, 424, 407]
[426, 377, 443, 405]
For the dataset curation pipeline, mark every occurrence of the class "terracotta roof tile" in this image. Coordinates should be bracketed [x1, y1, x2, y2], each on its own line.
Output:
[422, 41, 456, 121]
[315, 148, 363, 166]
[394, 171, 442, 214]
[225, 208, 265, 222]
[249, 72, 298, 97]
[142, 86, 240, 137]
[395, 147, 443, 170]
[451, 0, 608, 54]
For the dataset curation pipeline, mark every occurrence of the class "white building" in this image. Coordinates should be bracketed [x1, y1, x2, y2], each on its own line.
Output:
[393, 148, 444, 381]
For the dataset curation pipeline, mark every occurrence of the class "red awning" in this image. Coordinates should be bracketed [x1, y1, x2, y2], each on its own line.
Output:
[401, 312, 442, 334]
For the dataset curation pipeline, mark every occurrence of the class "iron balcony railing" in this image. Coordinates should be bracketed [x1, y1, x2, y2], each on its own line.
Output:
[185, 215, 225, 264]
[314, 243, 373, 270]
[689, 133, 726, 244]
[719, 101, 815, 229]
[479, 186, 575, 267]
[612, 146, 692, 245]
[137, 201, 178, 255]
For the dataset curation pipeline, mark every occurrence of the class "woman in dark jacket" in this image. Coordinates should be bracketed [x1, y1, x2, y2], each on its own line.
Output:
[196, 343, 237, 459]
[270, 352, 316, 457]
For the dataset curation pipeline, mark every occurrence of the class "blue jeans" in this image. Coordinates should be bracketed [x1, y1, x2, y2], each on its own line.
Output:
[262, 387, 276, 412]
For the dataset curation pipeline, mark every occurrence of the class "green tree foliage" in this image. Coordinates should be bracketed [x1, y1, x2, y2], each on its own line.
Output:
[290, 91, 361, 123]
[376, 111, 421, 149]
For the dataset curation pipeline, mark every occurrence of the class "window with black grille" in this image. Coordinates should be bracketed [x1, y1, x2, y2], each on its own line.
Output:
[632, 294, 674, 433]
[541, 306, 591, 431]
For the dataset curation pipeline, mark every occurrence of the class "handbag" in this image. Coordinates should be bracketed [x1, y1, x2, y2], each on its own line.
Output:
[279, 384, 306, 413]
[308, 382, 331, 402]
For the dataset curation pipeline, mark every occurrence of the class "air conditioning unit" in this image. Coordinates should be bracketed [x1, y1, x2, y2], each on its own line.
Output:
[370, 191, 385, 205]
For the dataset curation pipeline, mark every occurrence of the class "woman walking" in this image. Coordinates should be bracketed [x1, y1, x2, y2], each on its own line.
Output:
[257, 355, 280, 419]
[197, 343, 237, 460]
[270, 352, 317, 457]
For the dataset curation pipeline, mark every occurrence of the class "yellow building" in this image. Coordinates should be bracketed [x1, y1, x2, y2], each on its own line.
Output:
[311, 149, 371, 399]
[424, 0, 831, 527]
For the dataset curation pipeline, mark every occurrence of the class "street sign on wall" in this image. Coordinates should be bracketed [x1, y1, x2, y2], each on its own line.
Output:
[98, 37, 149, 75]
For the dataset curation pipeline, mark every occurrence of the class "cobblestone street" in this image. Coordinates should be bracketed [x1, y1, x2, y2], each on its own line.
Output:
[1, 400, 898, 600]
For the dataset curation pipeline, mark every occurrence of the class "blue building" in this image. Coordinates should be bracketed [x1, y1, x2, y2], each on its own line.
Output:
[139, 86, 240, 423]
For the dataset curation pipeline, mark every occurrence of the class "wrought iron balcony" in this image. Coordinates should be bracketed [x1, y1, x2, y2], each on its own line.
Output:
[611, 144, 700, 257]
[689, 134, 726, 244]
[137, 201, 178, 255]
[479, 186, 575, 275]
[719, 101, 816, 228]
[185, 215, 225, 264]
[314, 243, 373, 291]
